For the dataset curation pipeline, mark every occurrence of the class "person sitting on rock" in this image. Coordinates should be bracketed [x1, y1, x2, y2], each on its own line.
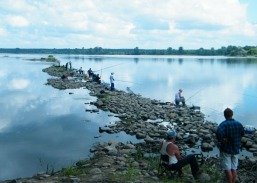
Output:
[175, 89, 185, 106]
[160, 129, 203, 179]
[95, 74, 101, 84]
[79, 67, 84, 74]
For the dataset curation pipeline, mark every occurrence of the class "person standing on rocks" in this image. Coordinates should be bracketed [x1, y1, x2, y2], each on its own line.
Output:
[110, 72, 115, 91]
[65, 62, 69, 70]
[160, 129, 203, 179]
[175, 89, 185, 106]
[88, 68, 93, 77]
[216, 108, 244, 183]
[69, 61, 72, 70]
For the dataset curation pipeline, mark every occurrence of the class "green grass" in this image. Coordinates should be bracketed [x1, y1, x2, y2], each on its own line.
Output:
[38, 158, 55, 175]
[107, 166, 140, 182]
[100, 93, 112, 102]
[60, 165, 87, 176]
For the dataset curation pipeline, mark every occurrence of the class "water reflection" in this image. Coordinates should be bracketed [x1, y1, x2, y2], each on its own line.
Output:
[134, 57, 139, 63]
[1, 54, 257, 180]
[55, 55, 257, 127]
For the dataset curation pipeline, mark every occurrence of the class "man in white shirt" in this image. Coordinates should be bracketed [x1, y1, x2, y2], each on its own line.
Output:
[175, 89, 185, 106]
[110, 72, 115, 91]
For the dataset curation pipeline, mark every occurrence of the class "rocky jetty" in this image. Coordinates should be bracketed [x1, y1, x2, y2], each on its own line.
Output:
[5, 65, 257, 183]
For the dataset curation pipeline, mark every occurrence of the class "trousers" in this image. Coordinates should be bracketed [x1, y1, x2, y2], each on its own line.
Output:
[166, 154, 199, 177]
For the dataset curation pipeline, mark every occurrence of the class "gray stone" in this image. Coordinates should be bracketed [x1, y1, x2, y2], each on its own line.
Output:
[201, 142, 213, 151]
[104, 146, 118, 155]
[246, 141, 254, 148]
[89, 168, 102, 174]
[123, 144, 135, 149]
[136, 133, 146, 139]
[70, 177, 80, 182]
[197, 173, 211, 182]
[144, 135, 155, 143]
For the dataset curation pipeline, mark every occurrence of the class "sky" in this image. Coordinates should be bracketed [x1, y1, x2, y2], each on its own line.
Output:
[0, 0, 256, 49]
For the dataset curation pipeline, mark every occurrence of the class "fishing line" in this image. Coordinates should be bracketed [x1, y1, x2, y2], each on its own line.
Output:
[93, 62, 126, 72]
[201, 106, 221, 114]
[186, 87, 205, 102]
[115, 79, 141, 85]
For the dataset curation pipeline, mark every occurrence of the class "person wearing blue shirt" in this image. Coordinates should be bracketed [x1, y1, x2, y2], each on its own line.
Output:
[216, 108, 244, 183]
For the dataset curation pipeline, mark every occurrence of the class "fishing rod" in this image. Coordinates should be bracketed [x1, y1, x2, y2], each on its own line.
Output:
[93, 62, 125, 72]
[201, 106, 221, 114]
[186, 87, 205, 102]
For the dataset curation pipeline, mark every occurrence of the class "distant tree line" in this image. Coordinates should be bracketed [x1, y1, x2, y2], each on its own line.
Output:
[0, 45, 257, 56]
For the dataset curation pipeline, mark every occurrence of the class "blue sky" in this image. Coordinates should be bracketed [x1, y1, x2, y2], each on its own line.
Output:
[240, 0, 257, 23]
[0, 0, 256, 49]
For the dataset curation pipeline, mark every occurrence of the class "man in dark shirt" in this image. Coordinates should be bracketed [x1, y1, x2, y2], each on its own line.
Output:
[216, 108, 244, 183]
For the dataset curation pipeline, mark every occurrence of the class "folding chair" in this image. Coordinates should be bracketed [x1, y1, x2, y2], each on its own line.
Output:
[158, 154, 180, 178]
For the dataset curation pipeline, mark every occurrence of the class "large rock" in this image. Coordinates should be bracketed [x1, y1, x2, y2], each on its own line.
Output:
[136, 133, 146, 139]
[89, 168, 102, 174]
[201, 142, 213, 151]
[104, 146, 118, 155]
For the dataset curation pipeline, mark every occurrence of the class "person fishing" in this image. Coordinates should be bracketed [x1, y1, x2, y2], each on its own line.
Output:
[69, 61, 72, 70]
[160, 129, 204, 179]
[175, 89, 185, 106]
[65, 62, 69, 70]
[110, 72, 115, 91]
[88, 68, 93, 77]
[79, 67, 84, 74]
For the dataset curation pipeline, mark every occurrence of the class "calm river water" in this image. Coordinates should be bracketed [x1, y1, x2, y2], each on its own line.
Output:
[0, 54, 257, 180]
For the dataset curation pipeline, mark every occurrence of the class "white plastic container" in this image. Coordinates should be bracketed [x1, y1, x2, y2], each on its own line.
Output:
[244, 125, 255, 134]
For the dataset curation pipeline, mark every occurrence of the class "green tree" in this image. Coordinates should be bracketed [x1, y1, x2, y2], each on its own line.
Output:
[247, 48, 257, 55]
[178, 46, 184, 55]
[166, 47, 173, 55]
[134, 47, 140, 55]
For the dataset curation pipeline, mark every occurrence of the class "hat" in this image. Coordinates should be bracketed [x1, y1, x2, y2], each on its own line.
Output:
[179, 89, 182, 92]
[166, 129, 177, 138]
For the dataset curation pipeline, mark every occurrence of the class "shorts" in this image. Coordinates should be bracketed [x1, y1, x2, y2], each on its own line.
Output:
[220, 151, 238, 170]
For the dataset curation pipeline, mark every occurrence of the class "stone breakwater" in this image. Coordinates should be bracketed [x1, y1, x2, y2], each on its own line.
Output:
[5, 65, 257, 183]
[42, 66, 257, 156]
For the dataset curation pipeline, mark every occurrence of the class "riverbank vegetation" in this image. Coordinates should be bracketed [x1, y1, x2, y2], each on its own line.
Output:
[1, 45, 257, 56]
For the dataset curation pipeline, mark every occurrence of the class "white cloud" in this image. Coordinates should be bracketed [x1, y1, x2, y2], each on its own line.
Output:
[0, 0, 256, 48]
[0, 0, 36, 12]
[0, 28, 7, 37]
[0, 118, 9, 132]
[9, 79, 30, 90]
[6, 15, 29, 27]
[0, 70, 6, 78]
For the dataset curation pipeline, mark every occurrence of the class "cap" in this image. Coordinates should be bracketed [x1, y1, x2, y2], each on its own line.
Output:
[166, 129, 177, 138]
